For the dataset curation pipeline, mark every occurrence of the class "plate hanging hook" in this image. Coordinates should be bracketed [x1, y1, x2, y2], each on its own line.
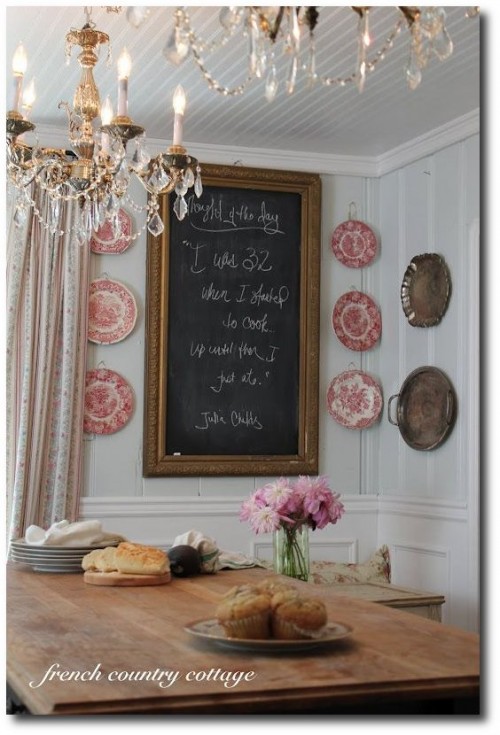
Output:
[348, 201, 357, 220]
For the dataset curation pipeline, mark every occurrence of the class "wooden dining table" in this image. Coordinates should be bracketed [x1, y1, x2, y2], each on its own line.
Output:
[6, 563, 480, 716]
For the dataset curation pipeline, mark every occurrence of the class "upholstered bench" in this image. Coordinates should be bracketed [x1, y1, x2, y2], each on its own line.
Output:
[309, 546, 445, 622]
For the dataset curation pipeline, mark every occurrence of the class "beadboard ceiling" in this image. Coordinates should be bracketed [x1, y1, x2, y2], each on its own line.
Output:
[5, 5, 480, 158]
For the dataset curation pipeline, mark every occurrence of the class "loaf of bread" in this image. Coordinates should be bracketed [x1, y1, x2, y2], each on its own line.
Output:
[82, 542, 169, 575]
[82, 546, 119, 573]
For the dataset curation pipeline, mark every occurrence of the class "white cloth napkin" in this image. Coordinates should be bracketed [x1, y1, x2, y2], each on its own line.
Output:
[172, 529, 266, 572]
[172, 529, 220, 573]
[218, 550, 267, 570]
[24, 520, 125, 547]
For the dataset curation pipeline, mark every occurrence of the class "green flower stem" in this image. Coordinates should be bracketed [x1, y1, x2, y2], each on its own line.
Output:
[274, 525, 309, 582]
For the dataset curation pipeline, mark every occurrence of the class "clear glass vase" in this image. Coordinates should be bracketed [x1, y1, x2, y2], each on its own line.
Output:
[273, 524, 310, 582]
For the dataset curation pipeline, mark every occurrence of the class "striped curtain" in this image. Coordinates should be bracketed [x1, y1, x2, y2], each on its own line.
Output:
[6, 188, 90, 542]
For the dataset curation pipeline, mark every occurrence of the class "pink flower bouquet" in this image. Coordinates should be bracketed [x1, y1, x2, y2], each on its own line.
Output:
[240, 475, 344, 534]
[240, 476, 344, 581]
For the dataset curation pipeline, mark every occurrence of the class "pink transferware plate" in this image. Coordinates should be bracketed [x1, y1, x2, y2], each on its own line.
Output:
[84, 368, 134, 435]
[90, 208, 132, 254]
[88, 278, 137, 345]
[332, 291, 381, 351]
[327, 370, 383, 429]
[331, 219, 378, 268]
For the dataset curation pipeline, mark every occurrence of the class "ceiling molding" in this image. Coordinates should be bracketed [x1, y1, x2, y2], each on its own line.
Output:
[34, 108, 480, 183]
[375, 108, 480, 176]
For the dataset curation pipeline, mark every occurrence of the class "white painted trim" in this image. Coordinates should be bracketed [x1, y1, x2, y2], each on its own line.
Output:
[79, 494, 466, 523]
[79, 494, 379, 520]
[377, 495, 468, 522]
[34, 109, 479, 179]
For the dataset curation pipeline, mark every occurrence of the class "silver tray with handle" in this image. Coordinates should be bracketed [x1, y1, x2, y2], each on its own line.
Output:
[388, 366, 456, 450]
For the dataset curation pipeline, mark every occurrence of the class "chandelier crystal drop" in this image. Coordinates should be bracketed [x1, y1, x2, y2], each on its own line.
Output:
[6, 8, 202, 242]
[163, 6, 475, 99]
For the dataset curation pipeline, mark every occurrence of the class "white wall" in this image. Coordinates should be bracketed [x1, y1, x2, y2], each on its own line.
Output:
[373, 135, 480, 630]
[79, 120, 480, 630]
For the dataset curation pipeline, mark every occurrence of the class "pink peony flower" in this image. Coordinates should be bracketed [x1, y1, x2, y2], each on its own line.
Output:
[248, 505, 281, 534]
[262, 477, 295, 508]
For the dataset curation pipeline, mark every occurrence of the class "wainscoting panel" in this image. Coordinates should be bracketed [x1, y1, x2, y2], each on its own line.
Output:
[389, 542, 450, 607]
[252, 538, 359, 565]
[378, 495, 473, 629]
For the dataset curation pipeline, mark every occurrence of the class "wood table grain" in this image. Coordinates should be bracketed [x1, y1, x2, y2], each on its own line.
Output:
[6, 564, 479, 715]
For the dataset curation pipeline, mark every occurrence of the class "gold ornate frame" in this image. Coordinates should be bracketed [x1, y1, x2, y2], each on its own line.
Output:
[143, 163, 321, 476]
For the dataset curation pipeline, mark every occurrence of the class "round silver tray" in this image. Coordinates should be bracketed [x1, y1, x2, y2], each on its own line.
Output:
[401, 253, 451, 327]
[388, 366, 456, 450]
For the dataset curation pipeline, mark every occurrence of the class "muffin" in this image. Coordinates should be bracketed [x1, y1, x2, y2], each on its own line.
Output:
[256, 576, 297, 597]
[271, 595, 328, 640]
[216, 590, 271, 639]
[221, 584, 262, 601]
[269, 588, 301, 611]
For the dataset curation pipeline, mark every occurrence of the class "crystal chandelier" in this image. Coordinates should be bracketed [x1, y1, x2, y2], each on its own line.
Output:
[162, 6, 479, 98]
[6, 7, 202, 243]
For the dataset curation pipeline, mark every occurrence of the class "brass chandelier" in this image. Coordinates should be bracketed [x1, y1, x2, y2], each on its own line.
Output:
[6, 7, 202, 243]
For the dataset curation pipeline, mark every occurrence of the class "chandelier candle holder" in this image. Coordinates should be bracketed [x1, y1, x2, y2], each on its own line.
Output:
[6, 8, 202, 244]
[7, 43, 35, 138]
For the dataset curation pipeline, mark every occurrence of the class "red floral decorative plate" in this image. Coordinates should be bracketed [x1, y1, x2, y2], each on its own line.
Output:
[331, 219, 378, 268]
[332, 291, 381, 351]
[327, 370, 383, 429]
[88, 278, 137, 345]
[84, 368, 134, 435]
[90, 208, 132, 254]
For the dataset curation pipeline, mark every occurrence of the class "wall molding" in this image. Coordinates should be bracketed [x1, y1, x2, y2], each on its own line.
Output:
[377, 495, 468, 522]
[79, 493, 467, 525]
[79, 494, 379, 520]
[35, 109, 479, 180]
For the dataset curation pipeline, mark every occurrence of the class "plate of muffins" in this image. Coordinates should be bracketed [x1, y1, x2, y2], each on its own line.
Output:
[184, 577, 352, 652]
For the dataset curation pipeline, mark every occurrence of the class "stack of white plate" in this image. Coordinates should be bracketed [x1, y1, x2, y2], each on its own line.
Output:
[9, 537, 122, 573]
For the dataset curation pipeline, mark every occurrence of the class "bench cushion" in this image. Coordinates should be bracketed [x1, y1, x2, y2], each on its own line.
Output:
[311, 545, 391, 585]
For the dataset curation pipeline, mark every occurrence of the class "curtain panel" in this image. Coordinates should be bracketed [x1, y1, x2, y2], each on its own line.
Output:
[6, 189, 90, 542]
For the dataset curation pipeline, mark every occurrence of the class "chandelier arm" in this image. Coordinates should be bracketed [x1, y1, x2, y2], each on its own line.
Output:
[30, 162, 109, 201]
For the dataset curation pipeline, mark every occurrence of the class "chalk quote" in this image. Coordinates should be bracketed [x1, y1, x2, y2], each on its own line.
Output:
[166, 187, 301, 456]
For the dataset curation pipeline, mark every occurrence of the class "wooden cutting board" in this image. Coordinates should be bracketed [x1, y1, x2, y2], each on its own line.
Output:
[83, 571, 171, 587]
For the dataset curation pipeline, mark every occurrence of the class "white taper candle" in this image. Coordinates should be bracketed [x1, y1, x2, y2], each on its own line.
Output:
[11, 42, 27, 112]
[172, 85, 186, 146]
[117, 48, 132, 118]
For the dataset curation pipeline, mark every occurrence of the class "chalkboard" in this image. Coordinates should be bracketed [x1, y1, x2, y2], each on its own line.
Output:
[144, 164, 321, 476]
